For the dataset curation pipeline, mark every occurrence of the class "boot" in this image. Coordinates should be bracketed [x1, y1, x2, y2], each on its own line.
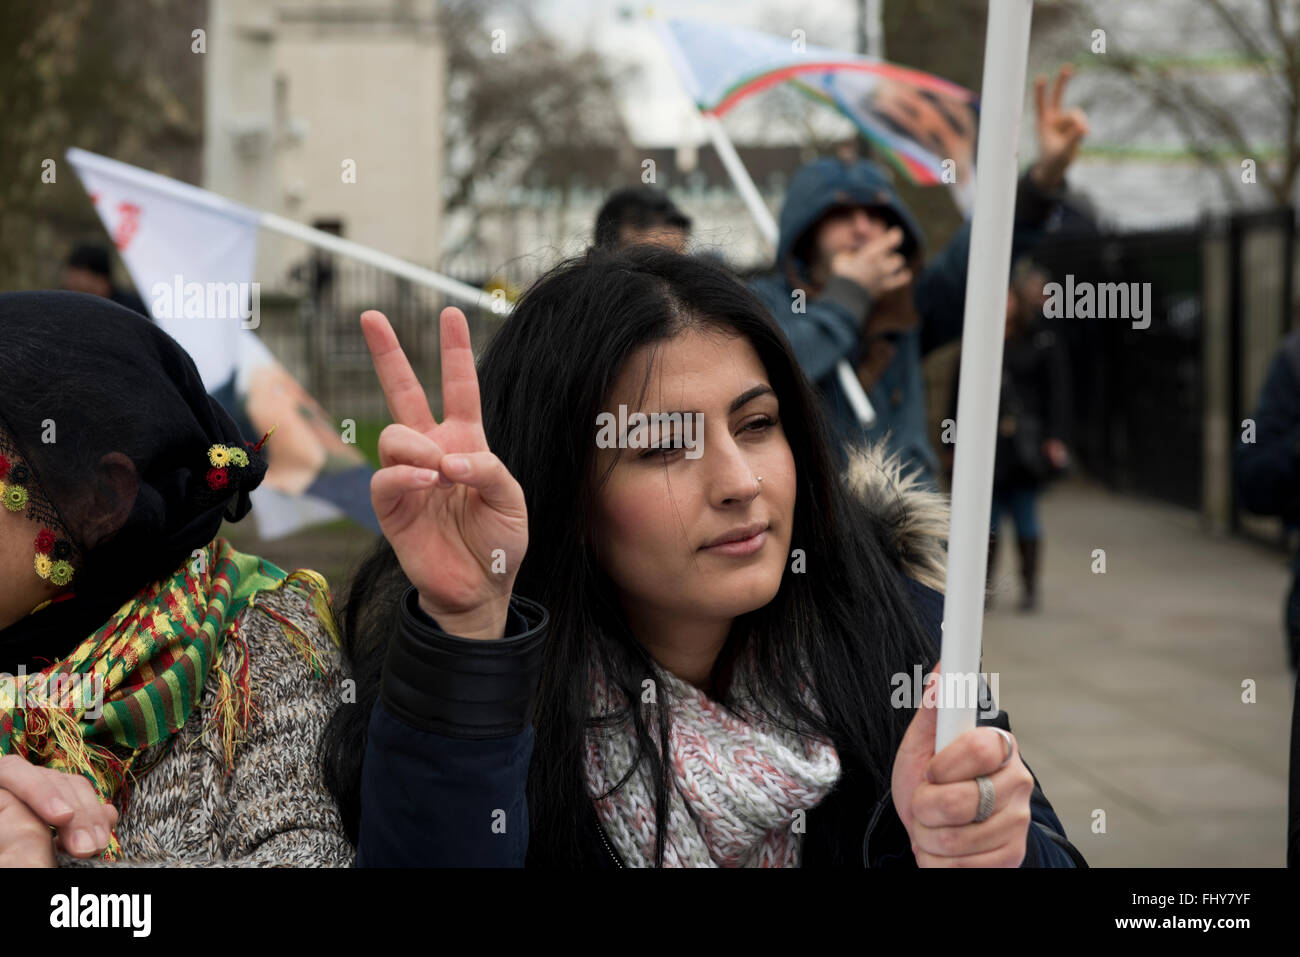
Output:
[1017, 537, 1040, 612]
[985, 532, 998, 610]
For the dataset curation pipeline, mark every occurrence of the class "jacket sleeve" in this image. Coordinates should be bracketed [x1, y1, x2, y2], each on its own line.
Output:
[1235, 345, 1300, 517]
[750, 273, 874, 383]
[916, 170, 1066, 357]
[862, 578, 1086, 868]
[354, 587, 548, 867]
[860, 744, 1085, 867]
[982, 709, 1086, 868]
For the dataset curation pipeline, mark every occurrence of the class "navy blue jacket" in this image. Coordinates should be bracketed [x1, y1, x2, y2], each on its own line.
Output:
[749, 159, 1066, 483]
[355, 581, 1085, 868]
[1236, 330, 1300, 524]
[1234, 332, 1300, 864]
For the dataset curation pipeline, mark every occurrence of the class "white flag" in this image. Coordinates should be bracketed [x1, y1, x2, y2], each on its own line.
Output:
[66, 148, 378, 540]
[66, 147, 261, 390]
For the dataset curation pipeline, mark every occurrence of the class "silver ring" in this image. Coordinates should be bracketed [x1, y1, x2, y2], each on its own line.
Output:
[973, 775, 995, 823]
[991, 727, 1014, 769]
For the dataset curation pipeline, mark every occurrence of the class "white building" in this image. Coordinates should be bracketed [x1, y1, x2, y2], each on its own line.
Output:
[203, 0, 446, 285]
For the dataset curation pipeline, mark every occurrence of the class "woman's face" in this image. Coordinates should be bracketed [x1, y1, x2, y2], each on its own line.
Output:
[0, 502, 58, 630]
[591, 326, 797, 629]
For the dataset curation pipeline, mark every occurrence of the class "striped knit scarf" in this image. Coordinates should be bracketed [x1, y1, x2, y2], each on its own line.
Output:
[584, 661, 841, 867]
[0, 537, 336, 860]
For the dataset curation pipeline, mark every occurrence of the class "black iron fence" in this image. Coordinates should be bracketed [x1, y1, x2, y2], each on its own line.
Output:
[1031, 205, 1296, 542]
[255, 252, 504, 424]
[1031, 225, 1206, 511]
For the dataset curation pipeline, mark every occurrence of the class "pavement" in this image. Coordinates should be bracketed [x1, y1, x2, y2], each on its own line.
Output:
[981, 476, 1295, 866]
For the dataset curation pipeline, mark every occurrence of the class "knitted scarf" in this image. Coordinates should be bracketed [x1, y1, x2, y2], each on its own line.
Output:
[584, 661, 841, 867]
[0, 537, 336, 860]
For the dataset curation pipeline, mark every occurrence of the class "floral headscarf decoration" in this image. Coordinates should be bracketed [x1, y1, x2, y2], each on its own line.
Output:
[0, 427, 81, 591]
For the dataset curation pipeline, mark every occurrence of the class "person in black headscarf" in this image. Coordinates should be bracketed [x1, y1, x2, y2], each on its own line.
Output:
[0, 291, 352, 867]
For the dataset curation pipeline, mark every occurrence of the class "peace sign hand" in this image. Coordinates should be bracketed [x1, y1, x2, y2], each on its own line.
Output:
[1031, 65, 1089, 189]
[360, 307, 528, 640]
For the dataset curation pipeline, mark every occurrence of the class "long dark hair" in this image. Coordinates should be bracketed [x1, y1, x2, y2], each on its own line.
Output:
[320, 248, 935, 864]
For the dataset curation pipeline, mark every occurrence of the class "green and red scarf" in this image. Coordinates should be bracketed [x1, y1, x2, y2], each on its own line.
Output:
[0, 537, 336, 860]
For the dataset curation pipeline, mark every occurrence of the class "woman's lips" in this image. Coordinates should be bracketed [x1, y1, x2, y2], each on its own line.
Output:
[700, 529, 767, 557]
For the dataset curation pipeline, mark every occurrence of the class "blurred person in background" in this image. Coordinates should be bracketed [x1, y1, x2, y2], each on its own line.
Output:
[592, 186, 691, 253]
[61, 242, 149, 317]
[0, 292, 351, 867]
[946, 261, 1071, 612]
[1235, 317, 1300, 869]
[1235, 318, 1300, 676]
[749, 67, 1088, 484]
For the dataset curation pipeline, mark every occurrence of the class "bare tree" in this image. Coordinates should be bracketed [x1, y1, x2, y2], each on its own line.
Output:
[1053, 0, 1300, 207]
[0, 0, 203, 290]
[437, 0, 631, 260]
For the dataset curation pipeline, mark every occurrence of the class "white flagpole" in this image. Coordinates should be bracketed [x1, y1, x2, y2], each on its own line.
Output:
[936, 0, 1035, 751]
[259, 212, 500, 313]
[700, 114, 877, 428]
[701, 115, 778, 245]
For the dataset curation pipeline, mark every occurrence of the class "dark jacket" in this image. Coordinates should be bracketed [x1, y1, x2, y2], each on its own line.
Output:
[356, 443, 1086, 868]
[749, 158, 1065, 484]
[948, 319, 1071, 489]
[1234, 333, 1300, 864]
[1236, 330, 1300, 524]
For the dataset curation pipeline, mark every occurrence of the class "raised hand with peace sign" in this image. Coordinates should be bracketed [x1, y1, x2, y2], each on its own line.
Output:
[360, 307, 528, 641]
[1030, 64, 1090, 190]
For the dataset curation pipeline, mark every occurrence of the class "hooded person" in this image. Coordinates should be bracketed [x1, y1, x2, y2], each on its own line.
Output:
[0, 291, 352, 867]
[749, 66, 1089, 485]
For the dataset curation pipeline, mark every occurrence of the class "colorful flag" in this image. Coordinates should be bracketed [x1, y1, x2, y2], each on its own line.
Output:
[657, 18, 979, 188]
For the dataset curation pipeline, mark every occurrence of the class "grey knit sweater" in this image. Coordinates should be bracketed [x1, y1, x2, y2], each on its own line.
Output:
[59, 582, 354, 867]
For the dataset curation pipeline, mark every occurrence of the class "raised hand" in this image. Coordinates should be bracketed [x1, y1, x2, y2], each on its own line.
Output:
[360, 307, 528, 640]
[831, 226, 913, 301]
[1031, 65, 1089, 188]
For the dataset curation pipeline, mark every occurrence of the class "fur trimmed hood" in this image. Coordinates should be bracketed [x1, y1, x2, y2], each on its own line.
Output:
[844, 440, 950, 595]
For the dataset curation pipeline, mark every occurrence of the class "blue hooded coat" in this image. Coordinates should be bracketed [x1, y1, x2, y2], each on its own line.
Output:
[749, 157, 1064, 484]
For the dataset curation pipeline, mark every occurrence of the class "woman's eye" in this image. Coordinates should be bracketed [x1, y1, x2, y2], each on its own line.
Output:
[640, 436, 684, 459]
[741, 415, 777, 434]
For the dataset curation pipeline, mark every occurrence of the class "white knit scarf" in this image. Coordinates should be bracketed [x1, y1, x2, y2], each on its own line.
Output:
[583, 660, 841, 867]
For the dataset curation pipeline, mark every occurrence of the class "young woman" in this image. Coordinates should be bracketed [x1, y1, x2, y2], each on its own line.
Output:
[0, 291, 352, 867]
[326, 248, 1085, 868]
